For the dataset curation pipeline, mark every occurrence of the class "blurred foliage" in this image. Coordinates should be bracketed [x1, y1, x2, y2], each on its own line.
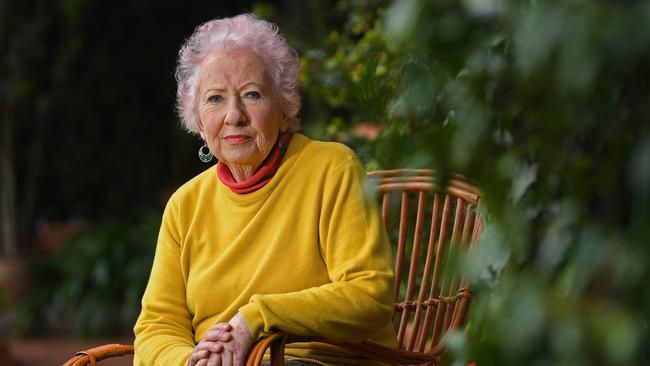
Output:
[295, 0, 650, 364]
[0, 0, 258, 247]
[18, 209, 159, 337]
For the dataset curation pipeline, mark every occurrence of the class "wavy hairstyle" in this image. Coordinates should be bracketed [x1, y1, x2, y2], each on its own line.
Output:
[175, 13, 301, 134]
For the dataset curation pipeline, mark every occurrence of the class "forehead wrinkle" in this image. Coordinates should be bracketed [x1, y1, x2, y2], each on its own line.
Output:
[199, 49, 271, 94]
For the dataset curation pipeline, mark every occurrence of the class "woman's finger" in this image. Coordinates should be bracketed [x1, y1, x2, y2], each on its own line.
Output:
[207, 352, 222, 366]
[209, 322, 233, 332]
[190, 349, 210, 362]
[220, 349, 233, 366]
[195, 341, 224, 353]
[203, 329, 233, 342]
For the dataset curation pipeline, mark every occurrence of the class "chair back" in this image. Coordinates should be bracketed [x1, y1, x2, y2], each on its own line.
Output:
[368, 169, 482, 354]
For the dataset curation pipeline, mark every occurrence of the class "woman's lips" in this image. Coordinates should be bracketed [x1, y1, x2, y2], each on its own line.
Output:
[224, 135, 251, 144]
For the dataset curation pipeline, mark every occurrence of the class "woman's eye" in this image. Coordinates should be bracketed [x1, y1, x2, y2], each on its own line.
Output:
[207, 95, 223, 103]
[244, 91, 261, 99]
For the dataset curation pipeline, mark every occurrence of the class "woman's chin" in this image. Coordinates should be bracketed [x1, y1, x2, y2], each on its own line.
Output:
[219, 155, 260, 169]
[219, 146, 270, 166]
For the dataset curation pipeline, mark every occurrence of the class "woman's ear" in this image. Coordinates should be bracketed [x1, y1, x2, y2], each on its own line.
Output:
[197, 120, 206, 140]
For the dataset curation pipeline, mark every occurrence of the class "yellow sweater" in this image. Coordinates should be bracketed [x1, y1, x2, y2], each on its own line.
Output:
[134, 133, 396, 366]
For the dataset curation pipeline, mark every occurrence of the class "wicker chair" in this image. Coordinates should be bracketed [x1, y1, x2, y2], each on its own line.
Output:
[63, 169, 482, 366]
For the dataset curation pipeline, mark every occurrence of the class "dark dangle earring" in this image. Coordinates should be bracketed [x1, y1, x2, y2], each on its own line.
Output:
[278, 131, 290, 155]
[198, 142, 213, 163]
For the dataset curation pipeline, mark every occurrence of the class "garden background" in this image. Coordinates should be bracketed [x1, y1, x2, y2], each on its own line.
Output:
[1, 0, 649, 365]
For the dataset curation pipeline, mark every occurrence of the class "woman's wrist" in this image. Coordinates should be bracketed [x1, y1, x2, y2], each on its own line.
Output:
[229, 313, 253, 342]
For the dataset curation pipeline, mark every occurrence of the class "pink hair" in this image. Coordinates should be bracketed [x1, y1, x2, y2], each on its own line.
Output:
[175, 13, 301, 134]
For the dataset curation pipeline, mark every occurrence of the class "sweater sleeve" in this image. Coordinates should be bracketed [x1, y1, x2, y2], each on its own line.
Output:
[239, 155, 394, 343]
[133, 195, 194, 365]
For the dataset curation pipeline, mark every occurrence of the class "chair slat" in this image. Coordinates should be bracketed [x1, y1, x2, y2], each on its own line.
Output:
[395, 192, 410, 345]
[444, 201, 475, 333]
[434, 198, 465, 343]
[456, 203, 476, 298]
[378, 183, 480, 203]
[471, 211, 482, 248]
[400, 192, 427, 350]
[382, 193, 390, 233]
[422, 195, 452, 349]
[413, 193, 441, 352]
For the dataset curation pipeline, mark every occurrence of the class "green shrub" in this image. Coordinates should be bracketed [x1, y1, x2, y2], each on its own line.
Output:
[19, 209, 160, 337]
[289, 0, 650, 364]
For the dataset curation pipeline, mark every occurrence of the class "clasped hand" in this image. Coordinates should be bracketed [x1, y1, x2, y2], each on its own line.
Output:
[188, 313, 253, 366]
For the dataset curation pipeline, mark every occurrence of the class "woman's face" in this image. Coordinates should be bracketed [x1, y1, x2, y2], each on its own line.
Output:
[197, 48, 286, 175]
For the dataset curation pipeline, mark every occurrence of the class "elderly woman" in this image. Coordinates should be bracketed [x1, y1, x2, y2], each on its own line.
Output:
[134, 14, 396, 366]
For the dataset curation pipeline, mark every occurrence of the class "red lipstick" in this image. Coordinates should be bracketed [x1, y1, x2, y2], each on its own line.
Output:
[224, 135, 250, 144]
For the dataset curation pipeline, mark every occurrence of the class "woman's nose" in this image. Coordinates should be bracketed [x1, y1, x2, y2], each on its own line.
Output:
[224, 99, 246, 126]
